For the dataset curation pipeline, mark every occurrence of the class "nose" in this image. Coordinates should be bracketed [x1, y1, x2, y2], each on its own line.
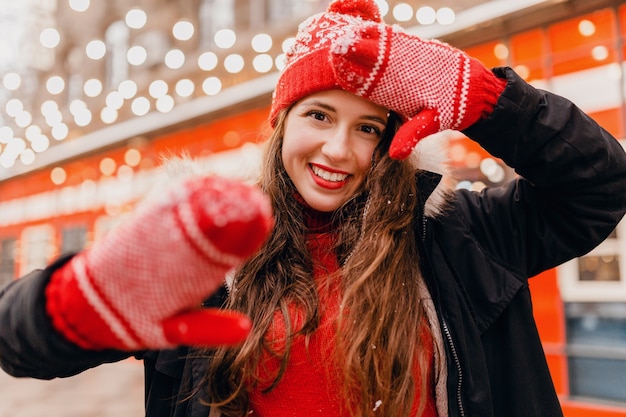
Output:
[321, 127, 351, 162]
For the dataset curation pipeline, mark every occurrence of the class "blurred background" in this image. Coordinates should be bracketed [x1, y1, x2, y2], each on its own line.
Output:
[0, 0, 625, 416]
[0, 359, 143, 417]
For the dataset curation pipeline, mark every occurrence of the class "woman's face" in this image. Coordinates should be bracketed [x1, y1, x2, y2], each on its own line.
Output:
[282, 89, 388, 212]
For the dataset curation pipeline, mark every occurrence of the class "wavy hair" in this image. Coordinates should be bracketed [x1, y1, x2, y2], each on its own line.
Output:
[202, 108, 433, 417]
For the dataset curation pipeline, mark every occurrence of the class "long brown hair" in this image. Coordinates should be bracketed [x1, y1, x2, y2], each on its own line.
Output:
[202, 108, 433, 417]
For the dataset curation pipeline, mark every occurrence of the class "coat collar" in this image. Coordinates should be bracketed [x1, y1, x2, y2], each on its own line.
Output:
[407, 132, 454, 218]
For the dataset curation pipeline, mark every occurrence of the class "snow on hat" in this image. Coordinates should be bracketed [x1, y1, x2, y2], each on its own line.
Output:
[269, 0, 386, 127]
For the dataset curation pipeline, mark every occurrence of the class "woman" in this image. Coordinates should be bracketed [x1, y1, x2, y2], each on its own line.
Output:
[1, 1, 625, 416]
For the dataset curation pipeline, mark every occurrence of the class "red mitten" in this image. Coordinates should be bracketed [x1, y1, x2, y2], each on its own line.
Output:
[46, 176, 273, 351]
[330, 22, 506, 159]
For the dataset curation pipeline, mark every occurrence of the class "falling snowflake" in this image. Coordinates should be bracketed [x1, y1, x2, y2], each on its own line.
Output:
[373, 400, 382, 411]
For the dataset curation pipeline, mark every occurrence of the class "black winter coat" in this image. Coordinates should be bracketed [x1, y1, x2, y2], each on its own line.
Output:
[1, 68, 626, 417]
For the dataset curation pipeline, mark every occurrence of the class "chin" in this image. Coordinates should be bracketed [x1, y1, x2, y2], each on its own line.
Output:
[310, 200, 345, 213]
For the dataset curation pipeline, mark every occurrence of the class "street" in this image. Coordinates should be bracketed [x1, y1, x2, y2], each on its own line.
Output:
[0, 359, 144, 417]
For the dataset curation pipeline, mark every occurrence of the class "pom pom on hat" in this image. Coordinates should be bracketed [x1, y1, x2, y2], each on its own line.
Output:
[328, 0, 382, 23]
[269, 0, 385, 126]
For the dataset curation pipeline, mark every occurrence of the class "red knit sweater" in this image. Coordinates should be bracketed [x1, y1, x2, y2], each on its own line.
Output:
[248, 224, 437, 416]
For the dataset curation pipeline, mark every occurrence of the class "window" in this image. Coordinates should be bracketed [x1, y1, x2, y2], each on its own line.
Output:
[559, 199, 626, 302]
[199, 0, 235, 48]
[105, 20, 130, 89]
[0, 238, 17, 287]
[510, 29, 546, 82]
[548, 8, 617, 76]
[267, 0, 322, 22]
[60, 225, 87, 255]
[565, 302, 626, 403]
[20, 224, 54, 276]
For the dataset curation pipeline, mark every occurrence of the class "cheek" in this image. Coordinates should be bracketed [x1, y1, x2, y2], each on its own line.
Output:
[282, 120, 305, 160]
[281, 135, 299, 172]
[282, 122, 320, 166]
[281, 143, 295, 182]
[354, 142, 378, 175]
[281, 125, 296, 165]
[281, 128, 310, 182]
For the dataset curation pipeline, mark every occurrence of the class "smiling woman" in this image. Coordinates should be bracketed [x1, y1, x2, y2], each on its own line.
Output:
[1, 1, 625, 417]
[281, 90, 389, 212]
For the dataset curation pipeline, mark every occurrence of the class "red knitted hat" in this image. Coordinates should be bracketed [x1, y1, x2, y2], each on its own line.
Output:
[269, 0, 385, 126]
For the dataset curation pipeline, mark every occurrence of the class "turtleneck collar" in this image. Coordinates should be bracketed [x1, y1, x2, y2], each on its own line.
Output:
[294, 192, 337, 233]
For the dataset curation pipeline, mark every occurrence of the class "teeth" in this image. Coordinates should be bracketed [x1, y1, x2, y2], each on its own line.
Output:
[311, 165, 348, 182]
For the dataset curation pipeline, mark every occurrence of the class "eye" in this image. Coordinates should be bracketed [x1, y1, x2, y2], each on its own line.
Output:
[359, 124, 383, 138]
[306, 110, 328, 122]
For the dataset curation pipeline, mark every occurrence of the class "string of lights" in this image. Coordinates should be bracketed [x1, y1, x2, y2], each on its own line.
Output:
[0, 0, 489, 174]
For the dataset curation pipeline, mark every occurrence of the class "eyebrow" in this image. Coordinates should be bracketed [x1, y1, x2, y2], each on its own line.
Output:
[300, 99, 388, 126]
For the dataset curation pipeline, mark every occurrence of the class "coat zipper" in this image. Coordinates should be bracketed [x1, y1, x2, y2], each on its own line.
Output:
[422, 216, 466, 416]
[441, 317, 465, 417]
